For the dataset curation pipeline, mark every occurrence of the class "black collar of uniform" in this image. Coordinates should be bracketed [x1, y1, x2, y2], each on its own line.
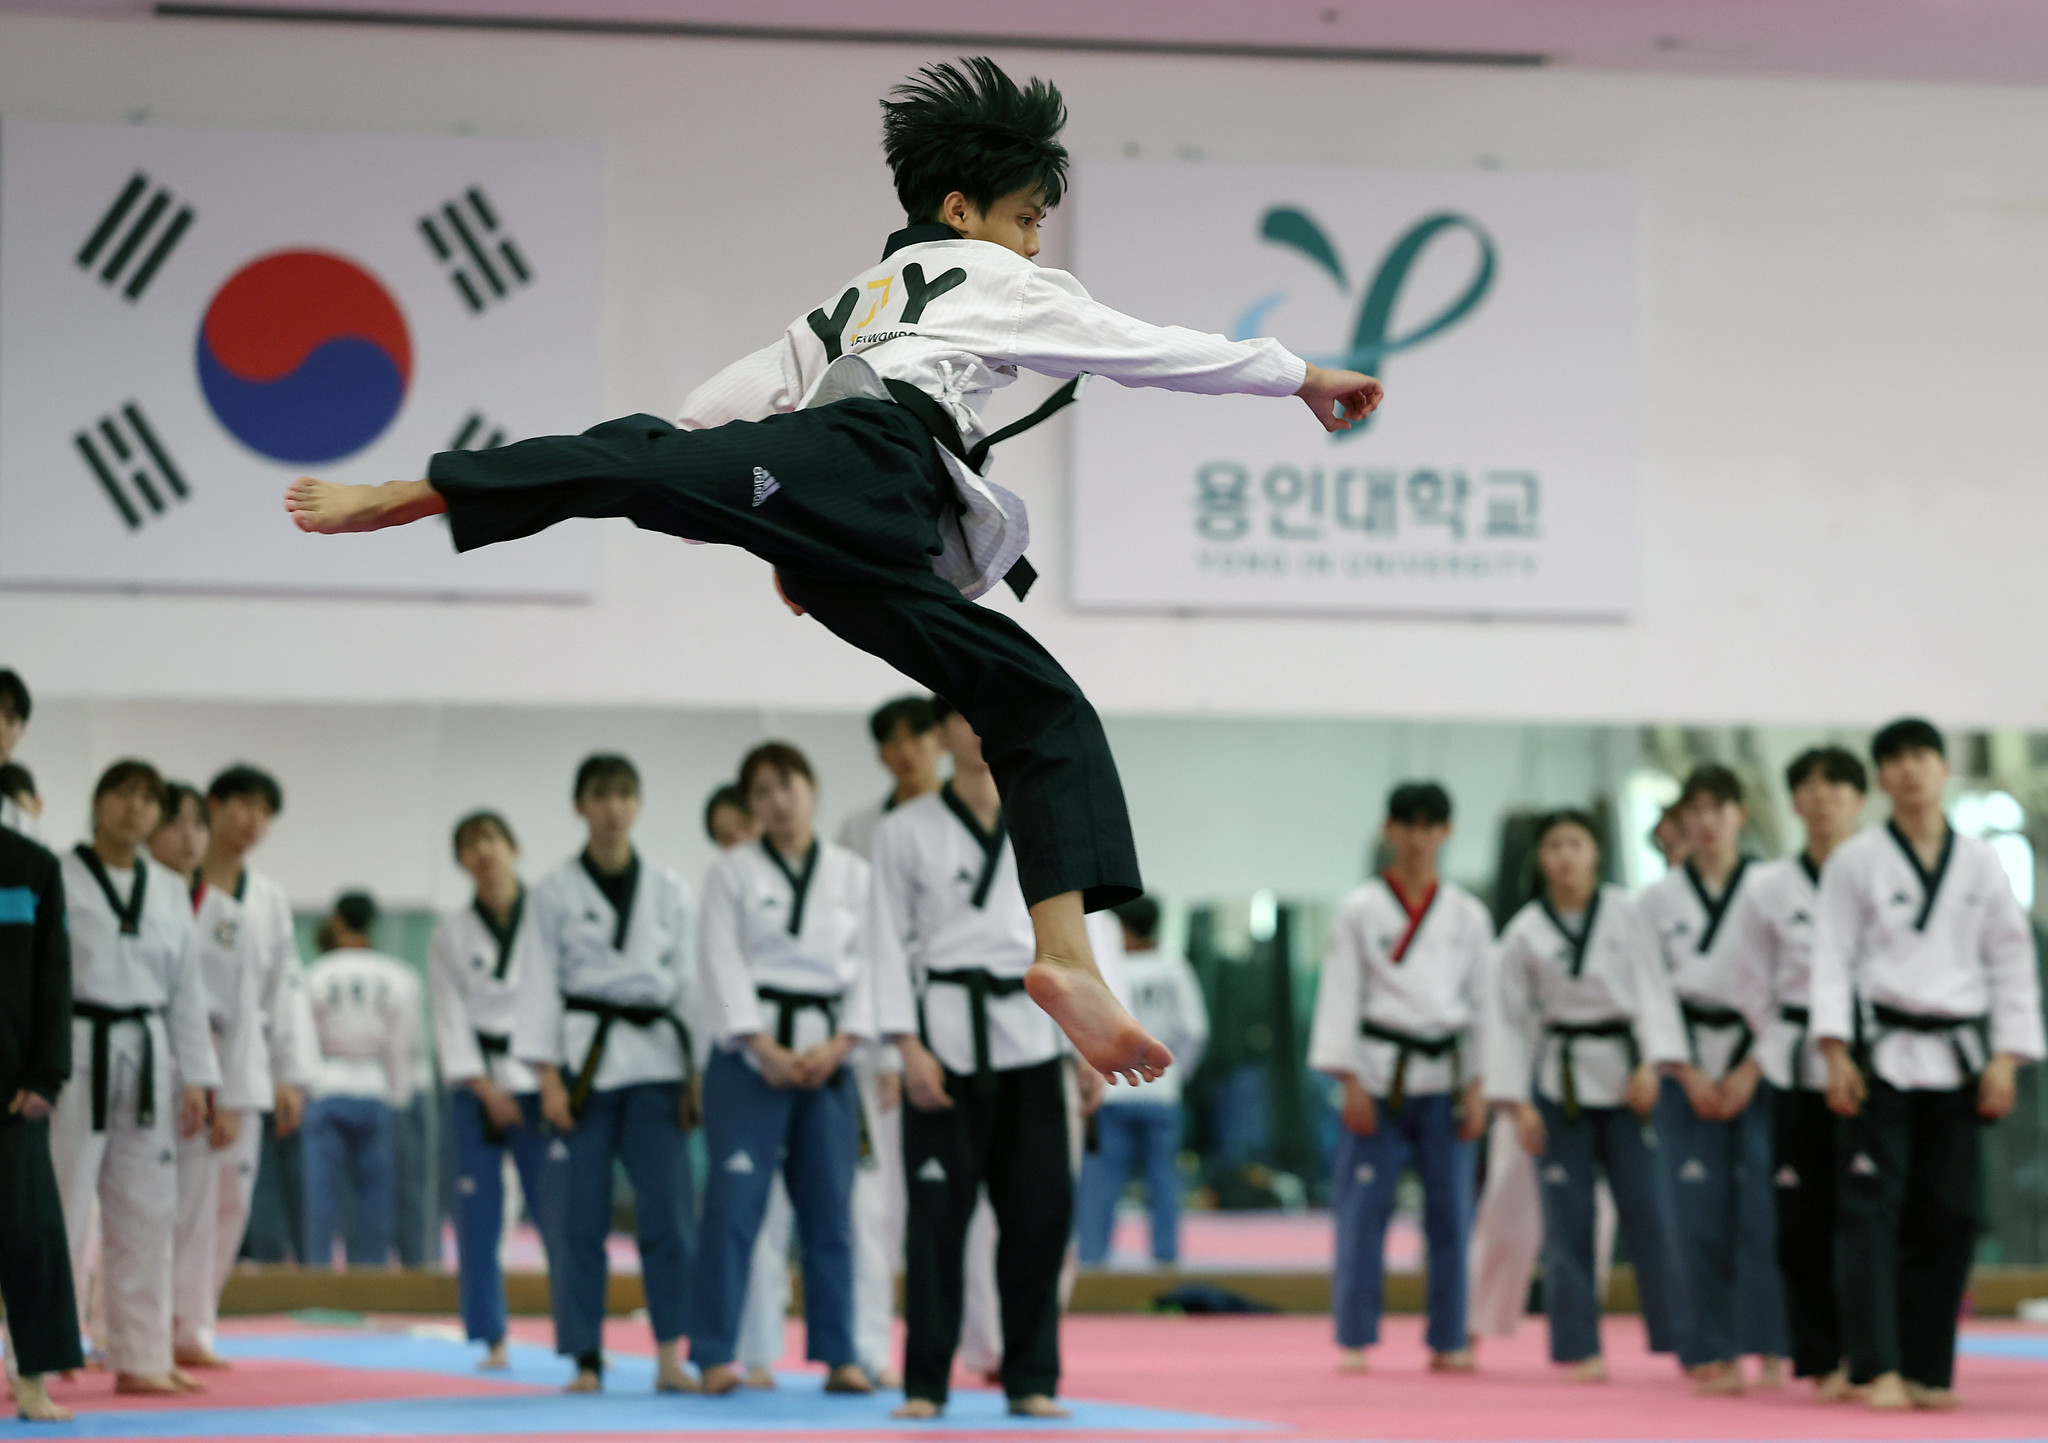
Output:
[940, 781, 1006, 909]
[579, 850, 641, 952]
[1682, 858, 1749, 953]
[762, 836, 821, 937]
[233, 867, 249, 903]
[882, 222, 962, 260]
[1885, 819, 1955, 932]
[1799, 851, 1823, 888]
[1540, 886, 1601, 978]
[75, 843, 147, 936]
[474, 886, 525, 980]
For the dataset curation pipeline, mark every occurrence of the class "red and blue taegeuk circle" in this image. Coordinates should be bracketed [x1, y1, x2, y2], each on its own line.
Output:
[196, 250, 412, 466]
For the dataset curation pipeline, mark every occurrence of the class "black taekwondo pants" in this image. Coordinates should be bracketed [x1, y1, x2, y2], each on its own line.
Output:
[899, 1059, 1071, 1405]
[1833, 1080, 1981, 1389]
[1773, 1087, 1841, 1378]
[431, 402, 1138, 911]
[0, 1112, 85, 1375]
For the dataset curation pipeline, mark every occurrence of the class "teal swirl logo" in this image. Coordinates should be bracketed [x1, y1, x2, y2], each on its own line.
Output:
[1234, 207, 1496, 434]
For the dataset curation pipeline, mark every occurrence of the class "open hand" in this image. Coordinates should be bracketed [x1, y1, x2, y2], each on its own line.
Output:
[1457, 1080, 1490, 1141]
[1979, 1054, 2019, 1120]
[1296, 364, 1384, 433]
[1624, 1064, 1662, 1119]
[210, 1106, 243, 1150]
[1513, 1100, 1547, 1155]
[1338, 1076, 1379, 1136]
[274, 1083, 305, 1137]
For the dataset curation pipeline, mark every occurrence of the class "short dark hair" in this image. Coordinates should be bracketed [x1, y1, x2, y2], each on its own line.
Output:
[882, 57, 1069, 225]
[1786, 746, 1868, 795]
[869, 695, 938, 745]
[451, 809, 517, 860]
[0, 668, 28, 724]
[574, 752, 640, 801]
[0, 761, 35, 805]
[929, 693, 958, 724]
[161, 781, 205, 826]
[1678, 763, 1744, 810]
[1534, 808, 1602, 851]
[1386, 781, 1452, 827]
[1872, 717, 1945, 765]
[703, 783, 749, 841]
[333, 890, 378, 938]
[207, 763, 283, 815]
[1112, 894, 1161, 943]
[740, 741, 816, 795]
[95, 758, 166, 810]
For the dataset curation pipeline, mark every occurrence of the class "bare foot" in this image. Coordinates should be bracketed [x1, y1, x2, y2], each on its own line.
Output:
[698, 1363, 742, 1396]
[892, 1397, 942, 1419]
[1754, 1355, 1785, 1389]
[169, 1368, 204, 1393]
[1024, 961, 1172, 1084]
[114, 1372, 182, 1395]
[1695, 1360, 1743, 1396]
[1866, 1372, 1910, 1410]
[1906, 1382, 1959, 1410]
[1431, 1348, 1477, 1373]
[658, 1363, 703, 1394]
[1338, 1347, 1369, 1374]
[825, 1364, 874, 1394]
[479, 1339, 511, 1371]
[873, 1365, 903, 1388]
[1815, 1368, 1854, 1401]
[174, 1344, 230, 1369]
[11, 1375, 73, 1423]
[284, 477, 443, 535]
[1009, 1394, 1069, 1418]
[1566, 1356, 1607, 1383]
[564, 1366, 603, 1394]
[743, 1364, 778, 1389]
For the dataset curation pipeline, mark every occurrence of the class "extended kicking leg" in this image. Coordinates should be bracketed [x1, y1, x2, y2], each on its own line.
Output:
[1025, 893, 1171, 1086]
[286, 477, 446, 533]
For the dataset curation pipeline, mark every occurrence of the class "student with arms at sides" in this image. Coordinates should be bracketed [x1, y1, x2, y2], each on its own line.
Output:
[514, 753, 705, 1394]
[1485, 810, 1691, 1382]
[1311, 782, 1493, 1375]
[429, 811, 561, 1371]
[1810, 718, 2044, 1411]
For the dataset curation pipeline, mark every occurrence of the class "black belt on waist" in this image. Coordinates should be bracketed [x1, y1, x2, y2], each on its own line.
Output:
[1545, 1019, 1640, 1123]
[1869, 1003, 1991, 1088]
[1359, 1018, 1463, 1114]
[74, 1000, 158, 1133]
[562, 995, 694, 1120]
[920, 968, 1028, 1095]
[1680, 1000, 1754, 1077]
[1779, 1005, 1813, 1091]
[756, 986, 842, 1052]
[473, 1031, 514, 1141]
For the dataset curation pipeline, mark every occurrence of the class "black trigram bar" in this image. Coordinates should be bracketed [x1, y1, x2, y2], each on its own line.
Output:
[449, 411, 508, 451]
[77, 171, 196, 302]
[419, 184, 532, 314]
[74, 401, 191, 531]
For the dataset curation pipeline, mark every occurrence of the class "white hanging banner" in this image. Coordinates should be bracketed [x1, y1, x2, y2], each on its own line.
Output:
[1069, 159, 1637, 618]
[0, 118, 601, 598]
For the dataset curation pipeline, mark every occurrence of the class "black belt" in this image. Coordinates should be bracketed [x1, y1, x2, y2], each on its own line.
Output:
[756, 986, 841, 1051]
[562, 995, 695, 1122]
[1546, 1019, 1640, 1123]
[474, 1030, 513, 1141]
[1869, 1003, 1991, 1089]
[74, 1001, 158, 1133]
[921, 968, 1028, 1096]
[1779, 1005, 1812, 1091]
[1359, 1018, 1463, 1115]
[1680, 1000, 1754, 1078]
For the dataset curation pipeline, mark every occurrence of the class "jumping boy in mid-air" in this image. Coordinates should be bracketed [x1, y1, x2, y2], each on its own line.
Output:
[286, 57, 1381, 1084]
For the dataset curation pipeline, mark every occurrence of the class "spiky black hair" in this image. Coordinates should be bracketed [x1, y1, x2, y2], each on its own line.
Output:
[881, 57, 1069, 225]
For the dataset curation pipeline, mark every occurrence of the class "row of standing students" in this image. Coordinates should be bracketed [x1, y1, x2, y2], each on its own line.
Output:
[1311, 718, 2044, 1408]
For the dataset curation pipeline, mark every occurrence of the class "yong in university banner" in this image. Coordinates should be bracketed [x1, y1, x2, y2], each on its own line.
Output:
[0, 119, 600, 597]
[1069, 159, 1637, 618]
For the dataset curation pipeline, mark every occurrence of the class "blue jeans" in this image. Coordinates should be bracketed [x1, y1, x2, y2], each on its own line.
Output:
[302, 1095, 394, 1269]
[1655, 1077, 1786, 1365]
[689, 1050, 860, 1369]
[1077, 1102, 1184, 1265]
[556, 1081, 697, 1358]
[1329, 1092, 1474, 1353]
[1534, 1097, 1689, 1363]
[449, 1087, 561, 1344]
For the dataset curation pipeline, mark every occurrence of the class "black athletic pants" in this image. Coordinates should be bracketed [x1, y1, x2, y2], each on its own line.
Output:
[429, 403, 1139, 910]
[1833, 1080, 1981, 1389]
[0, 1113, 84, 1375]
[900, 1059, 1071, 1405]
[1773, 1087, 1839, 1378]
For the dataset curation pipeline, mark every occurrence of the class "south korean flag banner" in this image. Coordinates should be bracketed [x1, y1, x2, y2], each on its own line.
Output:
[0, 118, 601, 597]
